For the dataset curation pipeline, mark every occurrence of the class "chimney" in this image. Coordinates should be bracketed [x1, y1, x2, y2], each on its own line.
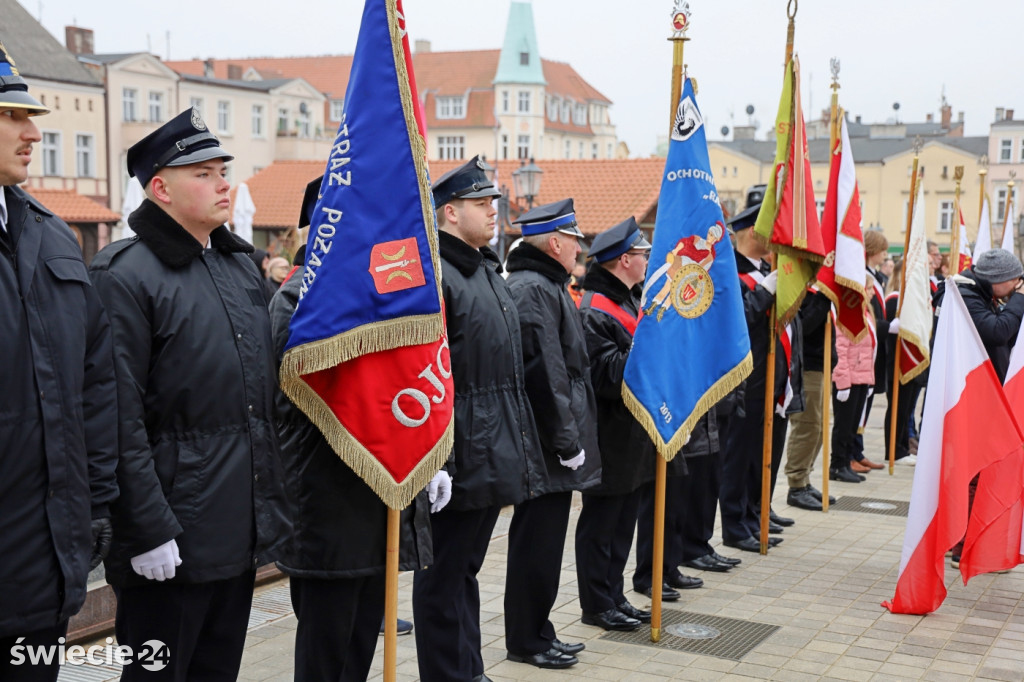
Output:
[1007, 109, 1015, 121]
[958, 111, 964, 123]
[926, 113, 933, 123]
[996, 107, 1005, 122]
[414, 39, 431, 53]
[855, 115, 862, 124]
[227, 63, 242, 80]
[940, 103, 952, 130]
[732, 125, 756, 140]
[65, 26, 94, 55]
[203, 59, 215, 78]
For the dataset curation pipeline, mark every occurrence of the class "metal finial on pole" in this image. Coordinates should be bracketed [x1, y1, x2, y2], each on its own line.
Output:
[784, 0, 798, 65]
[952, 166, 964, 273]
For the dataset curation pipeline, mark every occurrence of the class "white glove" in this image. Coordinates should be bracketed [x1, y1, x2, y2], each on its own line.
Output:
[888, 318, 900, 334]
[130, 539, 181, 581]
[836, 388, 851, 402]
[559, 449, 586, 471]
[760, 270, 778, 294]
[426, 470, 452, 513]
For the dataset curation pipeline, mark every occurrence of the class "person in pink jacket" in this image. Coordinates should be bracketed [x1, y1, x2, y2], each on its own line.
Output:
[829, 295, 882, 483]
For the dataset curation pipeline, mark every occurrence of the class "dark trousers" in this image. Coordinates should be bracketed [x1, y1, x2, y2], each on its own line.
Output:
[291, 575, 384, 682]
[884, 380, 915, 460]
[633, 476, 686, 592]
[576, 489, 641, 613]
[413, 505, 501, 682]
[113, 571, 254, 682]
[831, 385, 871, 469]
[721, 398, 787, 543]
[504, 491, 572, 655]
[0, 621, 68, 682]
[680, 452, 721, 562]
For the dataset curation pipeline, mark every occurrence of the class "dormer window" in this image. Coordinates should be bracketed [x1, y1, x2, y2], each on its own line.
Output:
[520, 51, 529, 66]
[547, 96, 559, 122]
[436, 96, 466, 120]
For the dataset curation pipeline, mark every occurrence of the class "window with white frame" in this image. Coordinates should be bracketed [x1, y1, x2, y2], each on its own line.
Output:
[436, 96, 465, 119]
[501, 91, 510, 113]
[189, 97, 203, 115]
[329, 99, 344, 122]
[437, 136, 465, 160]
[251, 105, 265, 137]
[42, 131, 61, 176]
[561, 101, 571, 124]
[591, 142, 598, 160]
[1000, 139, 1012, 163]
[578, 141, 584, 159]
[937, 200, 954, 232]
[573, 103, 587, 126]
[122, 88, 137, 122]
[277, 107, 289, 134]
[501, 134, 509, 160]
[216, 101, 231, 133]
[517, 91, 530, 114]
[564, 139, 571, 159]
[607, 143, 613, 158]
[297, 110, 311, 138]
[148, 91, 164, 123]
[75, 133, 94, 177]
[517, 135, 530, 160]
[547, 96, 559, 122]
[997, 187, 1017, 222]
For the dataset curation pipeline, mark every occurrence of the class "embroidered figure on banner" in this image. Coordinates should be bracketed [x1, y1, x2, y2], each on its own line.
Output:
[643, 222, 724, 321]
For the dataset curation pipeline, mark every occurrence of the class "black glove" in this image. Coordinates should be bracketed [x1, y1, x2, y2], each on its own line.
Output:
[89, 517, 113, 571]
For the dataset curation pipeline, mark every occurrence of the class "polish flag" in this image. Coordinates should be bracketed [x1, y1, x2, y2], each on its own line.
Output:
[883, 281, 1024, 614]
[895, 179, 931, 383]
[972, 196, 992, 262]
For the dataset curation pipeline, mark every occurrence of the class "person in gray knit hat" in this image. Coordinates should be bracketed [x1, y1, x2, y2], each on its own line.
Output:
[953, 248, 1024, 381]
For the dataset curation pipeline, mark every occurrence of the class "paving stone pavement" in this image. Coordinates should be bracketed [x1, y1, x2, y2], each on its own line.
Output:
[65, 402, 1024, 681]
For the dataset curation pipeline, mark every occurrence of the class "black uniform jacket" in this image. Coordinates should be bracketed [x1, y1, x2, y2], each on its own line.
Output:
[439, 232, 544, 509]
[0, 186, 118, 636]
[89, 200, 290, 586]
[505, 243, 601, 493]
[736, 255, 805, 414]
[269, 270, 432, 577]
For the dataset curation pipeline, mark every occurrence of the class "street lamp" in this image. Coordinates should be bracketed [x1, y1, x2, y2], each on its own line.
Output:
[512, 158, 543, 209]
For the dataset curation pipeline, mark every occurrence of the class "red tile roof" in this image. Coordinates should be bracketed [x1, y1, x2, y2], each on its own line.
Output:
[165, 56, 353, 99]
[424, 91, 495, 129]
[230, 161, 323, 230]
[24, 188, 120, 223]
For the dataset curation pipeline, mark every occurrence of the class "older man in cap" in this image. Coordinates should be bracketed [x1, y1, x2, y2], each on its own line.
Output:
[503, 199, 601, 669]
[409, 156, 542, 682]
[0, 41, 118, 682]
[573, 217, 654, 632]
[89, 107, 290, 681]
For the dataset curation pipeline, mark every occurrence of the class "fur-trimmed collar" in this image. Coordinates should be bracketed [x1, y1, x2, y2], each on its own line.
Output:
[580, 263, 632, 304]
[127, 199, 253, 269]
[438, 231, 504, 277]
[505, 241, 570, 284]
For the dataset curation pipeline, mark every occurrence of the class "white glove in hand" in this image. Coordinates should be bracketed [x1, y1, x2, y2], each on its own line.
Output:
[130, 539, 181, 581]
[836, 388, 851, 402]
[888, 318, 900, 334]
[427, 470, 453, 513]
[559, 449, 586, 471]
[761, 270, 778, 294]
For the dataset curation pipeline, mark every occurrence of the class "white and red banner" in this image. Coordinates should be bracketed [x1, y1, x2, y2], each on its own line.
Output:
[896, 179, 931, 383]
[956, 207, 972, 273]
[883, 281, 1024, 614]
[817, 113, 867, 341]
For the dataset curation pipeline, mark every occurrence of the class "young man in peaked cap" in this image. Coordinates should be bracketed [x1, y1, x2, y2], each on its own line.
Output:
[503, 199, 601, 669]
[573, 217, 655, 632]
[412, 156, 542, 682]
[89, 107, 290, 681]
[0, 40, 119, 682]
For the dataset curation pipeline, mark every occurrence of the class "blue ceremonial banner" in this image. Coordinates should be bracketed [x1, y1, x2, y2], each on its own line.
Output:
[282, 0, 442, 367]
[623, 78, 752, 460]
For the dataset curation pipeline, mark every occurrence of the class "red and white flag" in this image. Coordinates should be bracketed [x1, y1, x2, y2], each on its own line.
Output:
[817, 112, 867, 341]
[955, 207, 972, 273]
[972, 196, 992, 261]
[896, 179, 931, 383]
[883, 281, 1024, 614]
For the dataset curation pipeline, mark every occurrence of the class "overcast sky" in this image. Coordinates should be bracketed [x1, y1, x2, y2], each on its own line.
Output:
[23, 0, 1024, 156]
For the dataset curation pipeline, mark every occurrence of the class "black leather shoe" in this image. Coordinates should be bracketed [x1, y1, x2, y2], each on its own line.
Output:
[830, 466, 862, 483]
[711, 551, 741, 566]
[552, 639, 585, 655]
[582, 608, 641, 631]
[616, 601, 651, 623]
[787, 487, 823, 511]
[723, 537, 762, 553]
[665, 571, 704, 589]
[752, 533, 783, 547]
[507, 648, 577, 669]
[806, 485, 836, 504]
[768, 520, 784, 534]
[769, 510, 795, 526]
[635, 584, 681, 601]
[682, 554, 732, 572]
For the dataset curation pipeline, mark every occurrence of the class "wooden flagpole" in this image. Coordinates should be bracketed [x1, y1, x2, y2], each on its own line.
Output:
[821, 58, 841, 513]
[887, 137, 922, 474]
[651, 2, 691, 643]
[760, 0, 798, 554]
[383, 508, 400, 682]
[951, 166, 964, 273]
[978, 154, 989, 226]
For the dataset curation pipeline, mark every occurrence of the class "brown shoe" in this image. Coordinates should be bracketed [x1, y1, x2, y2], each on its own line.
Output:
[860, 457, 885, 470]
[850, 460, 871, 474]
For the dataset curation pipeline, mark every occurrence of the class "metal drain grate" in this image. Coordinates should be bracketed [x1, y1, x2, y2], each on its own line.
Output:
[248, 583, 294, 629]
[57, 663, 121, 682]
[828, 496, 909, 517]
[600, 609, 779, 661]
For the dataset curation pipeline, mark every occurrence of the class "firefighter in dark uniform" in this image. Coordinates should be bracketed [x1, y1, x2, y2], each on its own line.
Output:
[413, 157, 544, 682]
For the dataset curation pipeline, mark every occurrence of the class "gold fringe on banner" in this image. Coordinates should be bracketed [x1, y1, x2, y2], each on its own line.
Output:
[280, 364, 454, 510]
[623, 352, 753, 461]
[897, 329, 930, 385]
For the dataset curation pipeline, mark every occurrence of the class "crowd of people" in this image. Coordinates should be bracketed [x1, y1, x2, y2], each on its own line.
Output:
[4, 40, 1024, 681]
